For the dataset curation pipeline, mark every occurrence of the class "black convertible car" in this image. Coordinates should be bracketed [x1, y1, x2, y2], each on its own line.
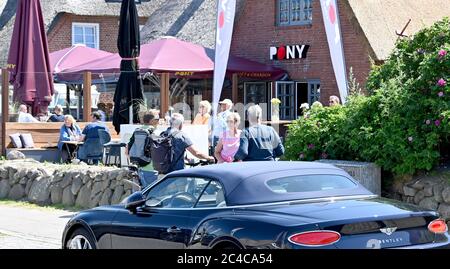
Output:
[62, 162, 449, 249]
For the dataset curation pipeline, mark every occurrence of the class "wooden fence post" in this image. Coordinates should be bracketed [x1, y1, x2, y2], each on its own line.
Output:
[83, 72, 92, 122]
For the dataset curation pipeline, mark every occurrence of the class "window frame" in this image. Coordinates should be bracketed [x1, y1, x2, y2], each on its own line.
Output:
[276, 0, 313, 27]
[72, 22, 100, 49]
[308, 80, 321, 104]
[143, 176, 227, 210]
[275, 81, 296, 120]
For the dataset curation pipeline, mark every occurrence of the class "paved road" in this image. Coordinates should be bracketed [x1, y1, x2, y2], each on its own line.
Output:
[0, 205, 77, 249]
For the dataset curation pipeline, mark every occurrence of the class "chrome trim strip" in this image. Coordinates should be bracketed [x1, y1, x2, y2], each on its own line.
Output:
[141, 194, 378, 211]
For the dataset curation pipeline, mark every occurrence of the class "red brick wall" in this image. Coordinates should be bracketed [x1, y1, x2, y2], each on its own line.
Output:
[47, 14, 148, 53]
[230, 0, 373, 104]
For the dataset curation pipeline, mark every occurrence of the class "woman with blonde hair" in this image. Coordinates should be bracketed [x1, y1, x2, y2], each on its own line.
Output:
[192, 100, 211, 125]
[214, 112, 241, 163]
[58, 115, 82, 163]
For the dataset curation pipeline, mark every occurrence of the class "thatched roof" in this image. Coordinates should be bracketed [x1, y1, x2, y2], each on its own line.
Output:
[140, 0, 246, 48]
[0, 0, 158, 67]
[347, 0, 450, 60]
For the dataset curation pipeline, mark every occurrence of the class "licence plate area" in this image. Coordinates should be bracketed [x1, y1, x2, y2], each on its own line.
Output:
[336, 231, 411, 249]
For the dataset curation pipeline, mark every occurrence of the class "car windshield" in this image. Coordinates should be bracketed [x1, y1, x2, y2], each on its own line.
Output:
[266, 174, 357, 193]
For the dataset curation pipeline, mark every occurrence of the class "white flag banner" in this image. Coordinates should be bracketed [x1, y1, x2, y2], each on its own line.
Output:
[320, 0, 348, 103]
[213, 0, 237, 115]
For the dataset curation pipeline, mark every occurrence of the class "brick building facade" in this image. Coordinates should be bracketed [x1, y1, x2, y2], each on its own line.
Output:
[47, 14, 149, 53]
[230, 0, 373, 120]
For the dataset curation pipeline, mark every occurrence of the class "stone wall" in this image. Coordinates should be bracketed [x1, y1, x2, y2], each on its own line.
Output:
[0, 159, 138, 209]
[391, 171, 450, 221]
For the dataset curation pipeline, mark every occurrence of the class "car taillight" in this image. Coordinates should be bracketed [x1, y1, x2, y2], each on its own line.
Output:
[428, 219, 448, 234]
[288, 230, 341, 247]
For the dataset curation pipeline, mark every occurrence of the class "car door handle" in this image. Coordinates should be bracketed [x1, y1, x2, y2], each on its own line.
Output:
[167, 226, 182, 233]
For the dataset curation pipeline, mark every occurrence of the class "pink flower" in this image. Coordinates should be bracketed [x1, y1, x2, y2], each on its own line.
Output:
[308, 144, 315, 149]
[438, 91, 444, 97]
[321, 152, 328, 159]
[425, 119, 431, 125]
[299, 153, 305, 160]
[437, 79, 447, 87]
[408, 137, 414, 142]
[438, 49, 447, 57]
[435, 120, 441, 126]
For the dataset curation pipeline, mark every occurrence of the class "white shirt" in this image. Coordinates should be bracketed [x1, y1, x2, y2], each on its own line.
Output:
[209, 110, 231, 138]
[18, 112, 39, 123]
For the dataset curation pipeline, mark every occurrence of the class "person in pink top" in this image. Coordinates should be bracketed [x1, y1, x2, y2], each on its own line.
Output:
[214, 112, 241, 163]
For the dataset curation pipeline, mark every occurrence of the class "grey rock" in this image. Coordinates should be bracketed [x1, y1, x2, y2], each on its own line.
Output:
[405, 196, 415, 204]
[19, 176, 28, 185]
[8, 167, 18, 181]
[111, 185, 124, 205]
[62, 186, 75, 206]
[99, 189, 112, 206]
[437, 204, 450, 220]
[8, 184, 25, 200]
[89, 192, 102, 208]
[71, 176, 83, 195]
[443, 187, 450, 204]
[94, 174, 103, 182]
[75, 185, 92, 209]
[25, 179, 34, 196]
[37, 168, 52, 178]
[12, 169, 27, 185]
[418, 198, 439, 211]
[414, 191, 425, 205]
[411, 180, 425, 190]
[92, 182, 103, 196]
[0, 167, 8, 179]
[403, 186, 417, 197]
[6, 150, 25, 160]
[60, 173, 73, 189]
[423, 185, 433, 197]
[101, 179, 110, 192]
[433, 184, 445, 203]
[51, 185, 63, 204]
[0, 180, 11, 198]
[52, 172, 63, 183]
[86, 180, 93, 190]
[28, 177, 52, 203]
[82, 174, 90, 184]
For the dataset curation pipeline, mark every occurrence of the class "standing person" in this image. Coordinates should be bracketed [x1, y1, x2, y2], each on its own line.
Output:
[126, 109, 160, 187]
[161, 113, 214, 173]
[192, 100, 211, 125]
[48, 105, 65, 122]
[17, 104, 39, 123]
[214, 112, 241, 163]
[329, 95, 341, 106]
[77, 112, 109, 164]
[209, 99, 233, 147]
[235, 105, 285, 162]
[58, 115, 82, 163]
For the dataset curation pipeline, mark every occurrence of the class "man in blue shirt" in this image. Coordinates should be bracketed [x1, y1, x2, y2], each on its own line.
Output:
[162, 113, 214, 173]
[77, 112, 109, 164]
[234, 105, 284, 162]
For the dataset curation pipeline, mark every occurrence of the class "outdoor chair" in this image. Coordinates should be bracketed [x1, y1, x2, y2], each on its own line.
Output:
[99, 129, 127, 167]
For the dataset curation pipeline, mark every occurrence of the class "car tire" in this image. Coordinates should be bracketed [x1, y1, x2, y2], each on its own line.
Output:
[66, 227, 96, 249]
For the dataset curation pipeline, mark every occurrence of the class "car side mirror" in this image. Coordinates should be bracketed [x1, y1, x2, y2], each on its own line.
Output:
[125, 191, 146, 213]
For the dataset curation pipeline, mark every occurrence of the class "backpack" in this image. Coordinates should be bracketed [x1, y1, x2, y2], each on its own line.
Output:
[149, 130, 181, 174]
[129, 128, 153, 166]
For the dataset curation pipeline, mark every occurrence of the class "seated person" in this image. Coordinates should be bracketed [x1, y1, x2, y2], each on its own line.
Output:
[17, 104, 39, 123]
[48, 105, 65, 122]
[126, 109, 160, 188]
[58, 115, 82, 163]
[77, 112, 109, 164]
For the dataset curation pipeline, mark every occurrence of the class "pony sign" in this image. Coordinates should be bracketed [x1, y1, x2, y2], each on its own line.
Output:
[270, 45, 310, 60]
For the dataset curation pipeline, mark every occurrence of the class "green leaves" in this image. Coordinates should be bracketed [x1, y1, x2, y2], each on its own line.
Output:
[285, 18, 450, 176]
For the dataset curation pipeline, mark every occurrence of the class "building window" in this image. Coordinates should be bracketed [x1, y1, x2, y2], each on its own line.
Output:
[276, 82, 295, 120]
[72, 23, 100, 49]
[278, 0, 313, 26]
[308, 81, 320, 104]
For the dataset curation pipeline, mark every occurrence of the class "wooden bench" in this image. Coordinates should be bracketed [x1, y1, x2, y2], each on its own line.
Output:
[4, 122, 119, 162]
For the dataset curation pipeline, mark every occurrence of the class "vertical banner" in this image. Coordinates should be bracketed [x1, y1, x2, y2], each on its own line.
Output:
[213, 0, 237, 115]
[320, 0, 348, 104]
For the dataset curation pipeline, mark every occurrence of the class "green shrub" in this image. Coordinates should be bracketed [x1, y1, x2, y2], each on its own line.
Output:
[285, 18, 450, 176]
